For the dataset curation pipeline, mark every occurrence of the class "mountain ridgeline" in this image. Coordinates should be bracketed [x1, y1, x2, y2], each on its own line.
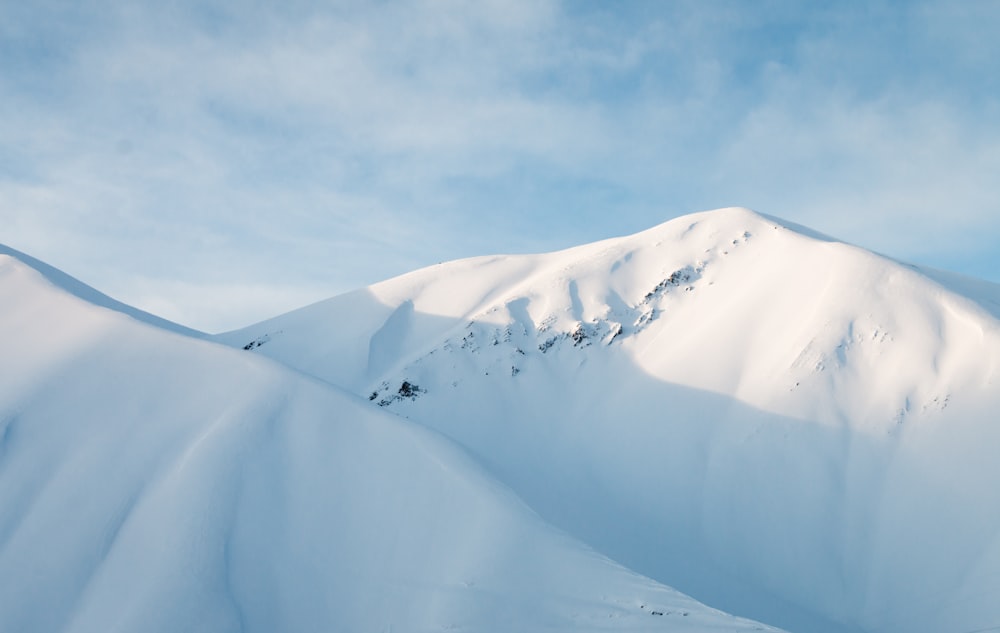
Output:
[3, 207, 999, 633]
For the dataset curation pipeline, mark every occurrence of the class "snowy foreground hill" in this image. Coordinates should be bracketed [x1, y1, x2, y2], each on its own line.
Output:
[220, 208, 1000, 633]
[0, 242, 780, 633]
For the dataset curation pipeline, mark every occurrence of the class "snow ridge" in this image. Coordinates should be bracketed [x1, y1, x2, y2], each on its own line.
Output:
[0, 243, 204, 338]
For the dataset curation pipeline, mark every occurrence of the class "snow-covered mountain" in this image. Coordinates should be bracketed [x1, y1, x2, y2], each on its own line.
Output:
[220, 207, 1000, 633]
[0, 232, 782, 631]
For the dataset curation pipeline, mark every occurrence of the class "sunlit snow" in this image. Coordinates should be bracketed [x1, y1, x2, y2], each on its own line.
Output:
[4, 208, 1000, 633]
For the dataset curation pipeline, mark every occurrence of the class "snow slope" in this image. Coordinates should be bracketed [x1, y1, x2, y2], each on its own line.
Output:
[0, 245, 782, 633]
[221, 207, 1000, 633]
[0, 243, 204, 338]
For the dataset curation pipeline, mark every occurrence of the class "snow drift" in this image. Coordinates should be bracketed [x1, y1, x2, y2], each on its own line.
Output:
[222, 207, 1000, 633]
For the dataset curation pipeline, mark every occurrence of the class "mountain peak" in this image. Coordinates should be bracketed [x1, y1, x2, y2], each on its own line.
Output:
[216, 209, 1000, 633]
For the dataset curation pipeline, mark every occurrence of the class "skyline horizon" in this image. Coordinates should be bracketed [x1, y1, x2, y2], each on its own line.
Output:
[3, 205, 997, 334]
[3, 1, 998, 331]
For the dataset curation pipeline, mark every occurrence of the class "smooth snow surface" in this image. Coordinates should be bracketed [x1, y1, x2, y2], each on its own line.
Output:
[0, 246, 781, 632]
[222, 207, 1000, 633]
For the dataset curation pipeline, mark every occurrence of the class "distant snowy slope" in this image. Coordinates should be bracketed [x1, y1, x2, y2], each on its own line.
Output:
[221, 207, 1000, 633]
[0, 247, 782, 632]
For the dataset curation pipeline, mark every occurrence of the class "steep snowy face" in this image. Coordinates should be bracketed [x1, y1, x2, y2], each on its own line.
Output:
[221, 207, 1000, 633]
[0, 249, 784, 633]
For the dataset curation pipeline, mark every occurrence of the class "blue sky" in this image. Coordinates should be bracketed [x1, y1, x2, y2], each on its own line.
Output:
[2, 0, 998, 332]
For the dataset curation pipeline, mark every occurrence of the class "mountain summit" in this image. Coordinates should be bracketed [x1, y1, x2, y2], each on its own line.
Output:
[220, 207, 1000, 633]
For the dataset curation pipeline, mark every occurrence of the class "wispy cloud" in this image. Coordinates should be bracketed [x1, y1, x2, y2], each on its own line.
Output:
[2, 0, 998, 331]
